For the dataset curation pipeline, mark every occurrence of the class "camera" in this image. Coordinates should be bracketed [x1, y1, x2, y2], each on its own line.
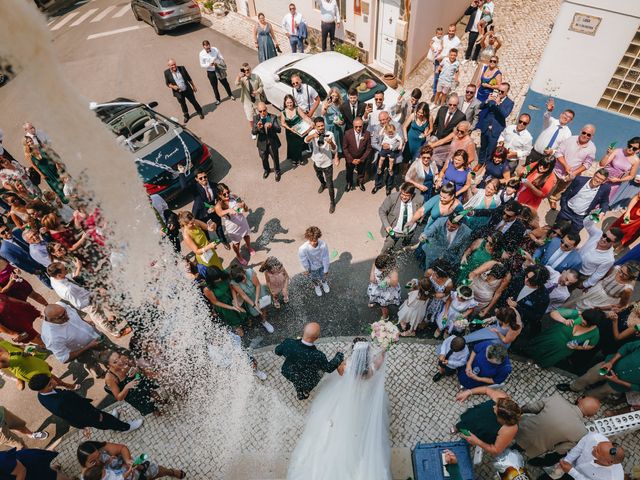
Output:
[317, 136, 325, 146]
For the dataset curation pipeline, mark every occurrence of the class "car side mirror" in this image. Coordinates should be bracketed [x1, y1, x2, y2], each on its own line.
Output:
[148, 101, 159, 108]
[273, 74, 280, 82]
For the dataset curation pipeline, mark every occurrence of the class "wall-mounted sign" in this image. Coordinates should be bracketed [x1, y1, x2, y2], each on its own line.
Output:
[569, 12, 602, 36]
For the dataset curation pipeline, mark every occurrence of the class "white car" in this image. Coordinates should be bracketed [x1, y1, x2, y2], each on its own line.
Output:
[252, 52, 400, 111]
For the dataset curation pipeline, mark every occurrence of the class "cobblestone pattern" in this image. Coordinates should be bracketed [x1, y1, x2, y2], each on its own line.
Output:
[51, 340, 639, 479]
[404, 0, 563, 121]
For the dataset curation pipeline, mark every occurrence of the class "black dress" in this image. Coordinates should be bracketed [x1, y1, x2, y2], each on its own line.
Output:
[284, 110, 308, 164]
[105, 369, 158, 416]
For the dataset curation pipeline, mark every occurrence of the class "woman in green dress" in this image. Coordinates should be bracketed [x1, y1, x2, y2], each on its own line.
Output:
[280, 94, 312, 168]
[178, 211, 223, 274]
[526, 308, 604, 368]
[454, 386, 521, 456]
[321, 88, 345, 155]
[203, 266, 248, 335]
[457, 231, 503, 283]
[22, 136, 67, 203]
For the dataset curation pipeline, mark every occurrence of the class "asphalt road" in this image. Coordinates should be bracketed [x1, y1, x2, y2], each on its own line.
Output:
[0, 0, 423, 444]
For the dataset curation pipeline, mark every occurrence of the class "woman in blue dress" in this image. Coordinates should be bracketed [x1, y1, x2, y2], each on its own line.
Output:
[402, 102, 431, 162]
[475, 55, 502, 127]
[407, 182, 462, 230]
[464, 307, 522, 349]
[253, 13, 279, 63]
[478, 146, 510, 188]
[322, 88, 345, 155]
[436, 149, 472, 200]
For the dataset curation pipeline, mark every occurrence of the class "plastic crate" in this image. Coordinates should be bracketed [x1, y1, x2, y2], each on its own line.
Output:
[586, 410, 640, 436]
[412, 441, 475, 480]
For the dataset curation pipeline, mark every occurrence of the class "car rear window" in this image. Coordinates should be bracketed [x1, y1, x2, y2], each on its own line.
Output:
[159, 0, 191, 6]
[330, 69, 387, 102]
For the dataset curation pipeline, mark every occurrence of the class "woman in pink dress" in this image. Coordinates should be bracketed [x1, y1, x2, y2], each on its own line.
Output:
[0, 258, 46, 307]
[599, 137, 640, 201]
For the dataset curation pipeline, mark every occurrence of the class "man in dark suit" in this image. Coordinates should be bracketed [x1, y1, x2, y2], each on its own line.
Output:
[251, 102, 282, 181]
[557, 169, 611, 232]
[164, 58, 204, 123]
[463, 0, 483, 61]
[431, 93, 466, 141]
[275, 322, 344, 400]
[30, 374, 143, 434]
[342, 117, 372, 191]
[533, 232, 583, 273]
[478, 82, 514, 166]
[500, 264, 550, 339]
[340, 88, 366, 131]
[471, 200, 526, 252]
[378, 182, 424, 253]
[177, 167, 228, 246]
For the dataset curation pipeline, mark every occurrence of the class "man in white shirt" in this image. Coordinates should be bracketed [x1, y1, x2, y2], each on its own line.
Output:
[547, 432, 624, 480]
[199, 40, 234, 105]
[545, 267, 579, 312]
[48, 262, 128, 338]
[558, 169, 611, 232]
[41, 302, 106, 377]
[460, 84, 481, 130]
[463, 0, 484, 62]
[291, 73, 320, 116]
[305, 117, 339, 213]
[498, 114, 533, 172]
[433, 335, 469, 381]
[319, 0, 340, 51]
[549, 124, 597, 209]
[282, 3, 305, 53]
[432, 24, 461, 100]
[577, 216, 623, 289]
[528, 98, 574, 164]
[378, 183, 424, 252]
[363, 91, 389, 128]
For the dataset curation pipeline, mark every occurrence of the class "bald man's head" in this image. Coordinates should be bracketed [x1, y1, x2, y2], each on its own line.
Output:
[577, 396, 601, 417]
[303, 322, 321, 342]
[44, 304, 68, 324]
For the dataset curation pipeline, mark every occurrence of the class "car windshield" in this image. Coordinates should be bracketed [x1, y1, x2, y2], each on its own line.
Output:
[329, 69, 387, 102]
[106, 106, 170, 153]
[159, 0, 191, 6]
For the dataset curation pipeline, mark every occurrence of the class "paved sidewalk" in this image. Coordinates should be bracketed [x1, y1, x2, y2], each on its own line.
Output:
[50, 339, 639, 479]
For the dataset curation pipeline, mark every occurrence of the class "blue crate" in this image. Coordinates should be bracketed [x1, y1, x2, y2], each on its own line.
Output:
[412, 441, 475, 480]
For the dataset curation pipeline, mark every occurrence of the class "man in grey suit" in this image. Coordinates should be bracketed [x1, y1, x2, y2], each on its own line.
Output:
[378, 183, 424, 253]
[459, 84, 482, 130]
[420, 215, 472, 270]
[515, 393, 600, 467]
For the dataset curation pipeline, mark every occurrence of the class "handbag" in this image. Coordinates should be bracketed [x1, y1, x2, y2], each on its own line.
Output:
[27, 167, 41, 186]
[215, 60, 228, 80]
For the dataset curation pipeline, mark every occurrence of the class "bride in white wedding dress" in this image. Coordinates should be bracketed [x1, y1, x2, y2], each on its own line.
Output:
[287, 337, 391, 480]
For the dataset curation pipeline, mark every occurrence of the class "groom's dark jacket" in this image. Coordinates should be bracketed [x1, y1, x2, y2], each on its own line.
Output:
[275, 339, 344, 393]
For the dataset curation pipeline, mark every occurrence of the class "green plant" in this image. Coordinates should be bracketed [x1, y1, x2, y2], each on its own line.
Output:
[202, 0, 214, 10]
[334, 42, 360, 60]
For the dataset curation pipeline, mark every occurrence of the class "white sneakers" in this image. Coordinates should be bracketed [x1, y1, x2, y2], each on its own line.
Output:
[314, 283, 330, 297]
[124, 418, 144, 433]
[251, 134, 257, 140]
[254, 370, 268, 381]
[109, 408, 120, 420]
[262, 320, 274, 334]
[30, 431, 49, 440]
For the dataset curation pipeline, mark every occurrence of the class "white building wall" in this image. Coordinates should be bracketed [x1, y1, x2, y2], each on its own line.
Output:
[531, 0, 640, 107]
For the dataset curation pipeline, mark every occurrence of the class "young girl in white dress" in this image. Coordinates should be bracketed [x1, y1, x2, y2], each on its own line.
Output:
[367, 254, 401, 321]
[398, 277, 433, 337]
[436, 285, 478, 337]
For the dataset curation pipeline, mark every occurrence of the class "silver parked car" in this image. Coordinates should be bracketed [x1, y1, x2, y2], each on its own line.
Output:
[131, 0, 201, 35]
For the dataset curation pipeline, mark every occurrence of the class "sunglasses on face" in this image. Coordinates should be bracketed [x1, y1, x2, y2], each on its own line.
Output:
[258, 109, 267, 113]
[518, 120, 529, 125]
[354, 125, 363, 129]
[197, 176, 207, 181]
[629, 145, 640, 152]
[603, 235, 616, 243]
[489, 59, 497, 63]
[465, 90, 475, 94]
[498, 90, 508, 94]
[581, 131, 592, 137]
[610, 443, 620, 457]
[456, 129, 467, 134]
[448, 103, 458, 107]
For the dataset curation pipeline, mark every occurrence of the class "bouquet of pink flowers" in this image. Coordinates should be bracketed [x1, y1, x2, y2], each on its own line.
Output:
[370, 320, 400, 350]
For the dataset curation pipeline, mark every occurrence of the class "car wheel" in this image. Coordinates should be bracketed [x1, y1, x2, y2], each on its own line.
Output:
[151, 17, 164, 35]
[132, 7, 141, 21]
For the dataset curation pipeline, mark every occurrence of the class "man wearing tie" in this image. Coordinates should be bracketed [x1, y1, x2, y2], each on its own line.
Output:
[527, 98, 575, 165]
[164, 58, 204, 124]
[478, 82, 514, 167]
[282, 3, 305, 53]
[342, 117, 372, 191]
[340, 88, 366, 131]
[431, 93, 466, 141]
[252, 102, 282, 181]
[378, 183, 424, 253]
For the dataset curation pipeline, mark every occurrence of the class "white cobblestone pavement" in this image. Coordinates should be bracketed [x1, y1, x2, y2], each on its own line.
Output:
[50, 340, 640, 479]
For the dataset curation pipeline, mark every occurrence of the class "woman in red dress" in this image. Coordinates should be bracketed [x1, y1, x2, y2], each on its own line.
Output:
[0, 258, 47, 307]
[611, 191, 640, 249]
[516, 156, 556, 209]
[0, 294, 44, 346]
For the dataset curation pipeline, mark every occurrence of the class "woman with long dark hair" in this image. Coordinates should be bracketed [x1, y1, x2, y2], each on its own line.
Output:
[436, 149, 472, 199]
[403, 101, 431, 161]
[516, 155, 557, 209]
[280, 94, 312, 168]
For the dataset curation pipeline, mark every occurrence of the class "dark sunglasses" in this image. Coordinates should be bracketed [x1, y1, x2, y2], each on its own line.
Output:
[498, 89, 508, 94]
[196, 175, 208, 180]
[518, 120, 529, 125]
[354, 125, 363, 129]
[629, 145, 640, 151]
[610, 442, 620, 457]
[602, 235, 616, 243]
[465, 90, 475, 94]
[448, 103, 458, 107]
[581, 131, 592, 137]
[258, 109, 268, 113]
[489, 59, 497, 63]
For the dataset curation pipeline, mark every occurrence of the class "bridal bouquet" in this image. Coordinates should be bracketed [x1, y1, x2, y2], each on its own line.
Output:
[370, 320, 400, 350]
